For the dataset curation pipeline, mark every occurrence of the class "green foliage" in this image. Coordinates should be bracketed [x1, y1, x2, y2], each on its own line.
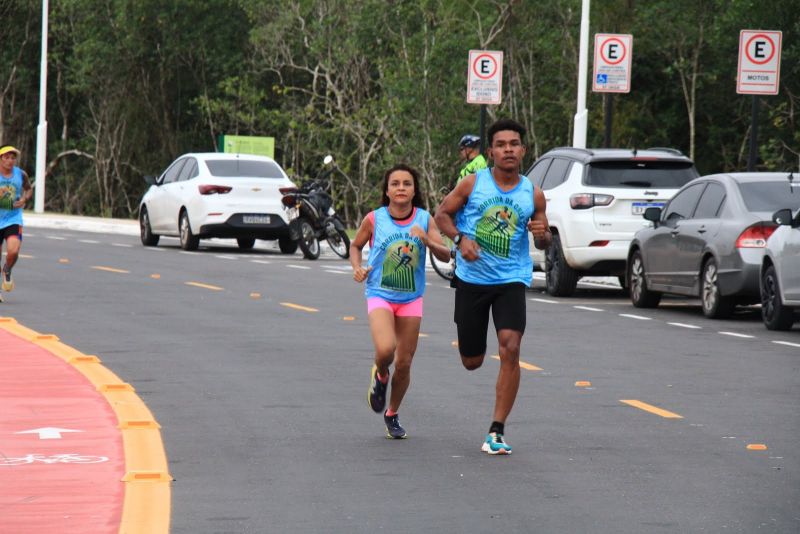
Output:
[0, 0, 798, 219]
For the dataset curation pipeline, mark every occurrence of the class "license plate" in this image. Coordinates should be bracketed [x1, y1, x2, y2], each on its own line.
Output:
[632, 202, 664, 215]
[285, 207, 299, 220]
[243, 215, 271, 224]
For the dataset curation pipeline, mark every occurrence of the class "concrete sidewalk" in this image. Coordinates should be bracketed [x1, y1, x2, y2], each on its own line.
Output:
[23, 211, 139, 237]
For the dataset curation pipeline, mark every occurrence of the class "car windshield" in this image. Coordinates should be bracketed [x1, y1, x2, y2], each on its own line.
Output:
[738, 181, 800, 212]
[205, 159, 284, 178]
[586, 161, 697, 188]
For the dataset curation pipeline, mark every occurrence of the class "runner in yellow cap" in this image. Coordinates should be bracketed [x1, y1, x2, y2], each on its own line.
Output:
[0, 145, 33, 300]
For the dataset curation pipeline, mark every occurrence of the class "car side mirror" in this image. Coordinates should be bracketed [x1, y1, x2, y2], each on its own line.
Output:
[644, 207, 662, 226]
[772, 208, 793, 226]
[143, 175, 157, 186]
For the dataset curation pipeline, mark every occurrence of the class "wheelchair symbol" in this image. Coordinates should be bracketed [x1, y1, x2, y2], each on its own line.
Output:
[596, 74, 608, 84]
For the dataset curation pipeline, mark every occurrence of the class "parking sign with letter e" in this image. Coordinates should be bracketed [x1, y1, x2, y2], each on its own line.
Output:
[737, 30, 782, 95]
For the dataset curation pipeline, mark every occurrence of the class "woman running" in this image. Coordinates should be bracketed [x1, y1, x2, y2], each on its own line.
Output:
[350, 164, 452, 439]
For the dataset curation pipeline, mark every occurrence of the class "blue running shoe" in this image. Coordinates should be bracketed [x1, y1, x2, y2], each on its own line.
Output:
[367, 365, 388, 413]
[384, 412, 407, 439]
[481, 432, 512, 455]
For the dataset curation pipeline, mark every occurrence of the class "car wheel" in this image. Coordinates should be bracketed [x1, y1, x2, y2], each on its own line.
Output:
[761, 264, 795, 330]
[297, 218, 320, 260]
[278, 236, 298, 254]
[237, 237, 256, 250]
[701, 258, 735, 318]
[545, 233, 579, 297]
[179, 211, 200, 251]
[629, 250, 661, 308]
[139, 207, 159, 247]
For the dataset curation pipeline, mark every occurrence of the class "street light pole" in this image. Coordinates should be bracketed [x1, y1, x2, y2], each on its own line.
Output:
[573, 0, 590, 148]
[34, 0, 49, 213]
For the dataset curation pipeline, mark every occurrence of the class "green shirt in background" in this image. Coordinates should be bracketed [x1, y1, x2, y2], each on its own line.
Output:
[458, 154, 488, 182]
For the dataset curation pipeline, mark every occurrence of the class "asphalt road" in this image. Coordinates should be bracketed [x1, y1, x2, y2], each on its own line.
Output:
[4, 228, 799, 533]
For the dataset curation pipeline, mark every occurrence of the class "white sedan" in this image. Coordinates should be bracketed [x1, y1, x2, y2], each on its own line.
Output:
[138, 153, 298, 252]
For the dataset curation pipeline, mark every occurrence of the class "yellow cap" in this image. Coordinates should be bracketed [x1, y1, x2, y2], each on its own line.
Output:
[0, 146, 20, 157]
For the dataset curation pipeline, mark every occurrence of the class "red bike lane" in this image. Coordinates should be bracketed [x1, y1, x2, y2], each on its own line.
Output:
[0, 318, 171, 533]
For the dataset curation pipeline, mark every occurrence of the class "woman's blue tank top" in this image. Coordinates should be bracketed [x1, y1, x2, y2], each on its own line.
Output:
[455, 167, 534, 285]
[365, 207, 429, 303]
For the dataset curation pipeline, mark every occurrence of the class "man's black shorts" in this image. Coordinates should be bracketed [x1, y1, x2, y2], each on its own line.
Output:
[1, 225, 22, 242]
[453, 277, 527, 358]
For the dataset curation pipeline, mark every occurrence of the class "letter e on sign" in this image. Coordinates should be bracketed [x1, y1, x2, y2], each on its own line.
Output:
[467, 50, 503, 105]
[737, 30, 782, 95]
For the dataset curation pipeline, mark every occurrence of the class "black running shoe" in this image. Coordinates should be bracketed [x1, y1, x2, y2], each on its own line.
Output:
[367, 365, 388, 413]
[384, 412, 407, 439]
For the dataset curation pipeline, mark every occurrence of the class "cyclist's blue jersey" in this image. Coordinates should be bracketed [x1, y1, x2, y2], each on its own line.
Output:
[365, 207, 429, 303]
[0, 167, 25, 229]
[455, 167, 534, 285]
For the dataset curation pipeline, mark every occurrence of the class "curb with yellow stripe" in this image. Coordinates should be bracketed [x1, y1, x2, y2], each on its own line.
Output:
[0, 317, 172, 533]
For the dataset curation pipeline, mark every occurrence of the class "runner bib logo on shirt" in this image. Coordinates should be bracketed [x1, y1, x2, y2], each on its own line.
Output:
[475, 203, 520, 258]
[380, 238, 421, 292]
[0, 184, 17, 210]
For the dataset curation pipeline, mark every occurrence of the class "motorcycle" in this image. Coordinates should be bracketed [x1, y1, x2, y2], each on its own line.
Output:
[279, 155, 350, 260]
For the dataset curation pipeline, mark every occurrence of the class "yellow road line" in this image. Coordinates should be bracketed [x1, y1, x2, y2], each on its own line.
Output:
[185, 281, 223, 291]
[280, 302, 319, 312]
[620, 399, 683, 419]
[0, 317, 171, 533]
[490, 355, 542, 371]
[92, 266, 131, 274]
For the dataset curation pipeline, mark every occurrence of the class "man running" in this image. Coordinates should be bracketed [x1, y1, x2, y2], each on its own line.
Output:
[0, 146, 32, 302]
[457, 134, 487, 183]
[435, 119, 551, 455]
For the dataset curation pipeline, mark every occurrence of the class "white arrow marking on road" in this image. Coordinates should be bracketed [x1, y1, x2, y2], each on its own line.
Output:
[16, 427, 84, 440]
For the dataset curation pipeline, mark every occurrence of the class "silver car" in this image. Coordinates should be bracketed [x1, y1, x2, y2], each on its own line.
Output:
[627, 172, 800, 318]
[760, 207, 800, 330]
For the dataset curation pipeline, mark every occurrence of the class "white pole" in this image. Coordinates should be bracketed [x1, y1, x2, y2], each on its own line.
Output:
[573, 0, 590, 148]
[34, 0, 49, 213]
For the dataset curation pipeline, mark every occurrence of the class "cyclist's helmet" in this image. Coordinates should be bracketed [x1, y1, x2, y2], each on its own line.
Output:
[458, 134, 480, 149]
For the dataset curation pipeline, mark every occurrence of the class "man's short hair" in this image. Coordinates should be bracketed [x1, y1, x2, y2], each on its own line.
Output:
[487, 119, 526, 146]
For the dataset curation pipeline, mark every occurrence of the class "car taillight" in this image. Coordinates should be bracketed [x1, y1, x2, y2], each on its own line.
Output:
[589, 240, 609, 247]
[570, 193, 614, 209]
[279, 187, 298, 195]
[735, 223, 777, 248]
[281, 196, 297, 208]
[198, 185, 232, 195]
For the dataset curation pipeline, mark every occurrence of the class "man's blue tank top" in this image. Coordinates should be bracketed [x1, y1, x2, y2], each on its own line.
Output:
[455, 167, 534, 285]
[0, 167, 25, 229]
[365, 207, 429, 303]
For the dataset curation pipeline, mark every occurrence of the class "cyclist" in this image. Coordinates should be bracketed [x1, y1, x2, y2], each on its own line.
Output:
[457, 134, 488, 183]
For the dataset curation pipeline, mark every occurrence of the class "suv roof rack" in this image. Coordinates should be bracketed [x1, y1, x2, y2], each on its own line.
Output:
[646, 147, 684, 156]
[551, 146, 595, 156]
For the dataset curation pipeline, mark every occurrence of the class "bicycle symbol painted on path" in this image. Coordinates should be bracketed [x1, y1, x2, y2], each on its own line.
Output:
[0, 453, 109, 465]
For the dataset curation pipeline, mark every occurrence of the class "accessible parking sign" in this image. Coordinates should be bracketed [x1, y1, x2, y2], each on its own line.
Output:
[593, 34, 633, 93]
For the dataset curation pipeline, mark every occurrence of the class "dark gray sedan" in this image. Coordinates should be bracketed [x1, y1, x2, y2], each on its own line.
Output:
[627, 172, 800, 318]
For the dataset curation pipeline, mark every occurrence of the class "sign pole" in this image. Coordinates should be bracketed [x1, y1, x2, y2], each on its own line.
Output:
[572, 0, 590, 148]
[479, 105, 487, 154]
[34, 0, 49, 214]
[603, 94, 613, 148]
[747, 95, 759, 171]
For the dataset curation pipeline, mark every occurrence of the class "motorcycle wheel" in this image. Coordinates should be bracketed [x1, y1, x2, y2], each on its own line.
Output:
[429, 231, 455, 281]
[297, 219, 321, 260]
[326, 227, 350, 259]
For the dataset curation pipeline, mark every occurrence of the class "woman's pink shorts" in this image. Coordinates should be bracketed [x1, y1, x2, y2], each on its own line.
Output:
[367, 296, 424, 317]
